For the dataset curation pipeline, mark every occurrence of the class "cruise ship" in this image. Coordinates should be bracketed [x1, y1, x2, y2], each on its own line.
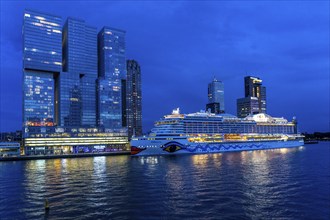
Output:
[130, 108, 304, 156]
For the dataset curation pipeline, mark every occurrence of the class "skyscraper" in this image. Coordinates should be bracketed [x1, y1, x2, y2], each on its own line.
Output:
[206, 77, 225, 114]
[121, 79, 127, 127]
[125, 60, 142, 138]
[237, 76, 267, 117]
[22, 10, 128, 155]
[23, 9, 62, 131]
[61, 18, 98, 127]
[97, 27, 126, 130]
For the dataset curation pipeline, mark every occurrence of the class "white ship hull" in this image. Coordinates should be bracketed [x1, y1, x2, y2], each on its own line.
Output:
[131, 138, 304, 156]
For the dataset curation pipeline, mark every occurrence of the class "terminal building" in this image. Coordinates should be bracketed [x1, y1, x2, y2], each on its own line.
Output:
[22, 10, 129, 155]
[23, 127, 128, 155]
[0, 142, 21, 157]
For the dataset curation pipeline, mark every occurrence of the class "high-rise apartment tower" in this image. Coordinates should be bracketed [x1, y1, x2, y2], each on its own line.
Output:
[237, 76, 267, 117]
[124, 60, 142, 139]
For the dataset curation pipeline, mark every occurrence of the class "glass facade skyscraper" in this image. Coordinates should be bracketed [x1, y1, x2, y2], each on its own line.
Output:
[58, 72, 81, 126]
[23, 10, 62, 72]
[206, 78, 225, 114]
[23, 72, 55, 126]
[61, 18, 98, 127]
[125, 60, 142, 138]
[97, 27, 126, 129]
[23, 10, 62, 131]
[22, 10, 129, 155]
[237, 76, 267, 118]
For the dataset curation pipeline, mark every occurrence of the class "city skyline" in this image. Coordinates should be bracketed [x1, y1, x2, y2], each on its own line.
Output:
[0, 1, 329, 133]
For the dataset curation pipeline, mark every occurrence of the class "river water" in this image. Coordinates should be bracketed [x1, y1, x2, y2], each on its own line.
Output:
[0, 142, 329, 219]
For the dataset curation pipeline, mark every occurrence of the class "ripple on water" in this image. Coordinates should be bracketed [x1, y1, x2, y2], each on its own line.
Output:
[0, 143, 329, 219]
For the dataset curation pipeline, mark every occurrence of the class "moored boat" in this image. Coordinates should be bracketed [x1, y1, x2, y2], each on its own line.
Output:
[130, 108, 304, 156]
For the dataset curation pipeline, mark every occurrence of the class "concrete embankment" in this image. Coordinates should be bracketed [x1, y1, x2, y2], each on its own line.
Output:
[0, 151, 130, 161]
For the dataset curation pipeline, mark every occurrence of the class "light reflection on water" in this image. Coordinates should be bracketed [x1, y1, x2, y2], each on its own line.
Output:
[139, 156, 159, 165]
[0, 144, 329, 219]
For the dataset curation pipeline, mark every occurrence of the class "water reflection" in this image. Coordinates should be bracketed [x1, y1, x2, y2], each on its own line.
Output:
[52, 159, 62, 175]
[61, 159, 67, 171]
[238, 148, 301, 219]
[19, 156, 133, 219]
[191, 154, 209, 167]
[2, 144, 328, 219]
[191, 153, 222, 168]
[186, 147, 306, 219]
[25, 159, 45, 171]
[22, 160, 47, 218]
[139, 156, 159, 165]
[189, 147, 302, 170]
[93, 156, 106, 177]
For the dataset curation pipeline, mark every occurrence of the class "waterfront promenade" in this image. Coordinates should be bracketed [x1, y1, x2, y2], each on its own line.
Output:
[0, 151, 130, 162]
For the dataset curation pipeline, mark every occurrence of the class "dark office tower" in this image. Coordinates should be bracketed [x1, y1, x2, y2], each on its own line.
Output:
[98, 27, 126, 129]
[260, 86, 267, 113]
[206, 103, 220, 114]
[206, 78, 225, 114]
[61, 18, 98, 126]
[237, 76, 267, 118]
[245, 76, 261, 97]
[236, 97, 260, 117]
[22, 10, 62, 131]
[121, 79, 127, 127]
[126, 60, 142, 138]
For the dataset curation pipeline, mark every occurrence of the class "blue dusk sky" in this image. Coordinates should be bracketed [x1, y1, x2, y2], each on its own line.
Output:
[0, 0, 329, 133]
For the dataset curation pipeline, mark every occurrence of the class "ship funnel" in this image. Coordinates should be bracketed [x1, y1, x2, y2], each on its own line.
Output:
[172, 108, 180, 114]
